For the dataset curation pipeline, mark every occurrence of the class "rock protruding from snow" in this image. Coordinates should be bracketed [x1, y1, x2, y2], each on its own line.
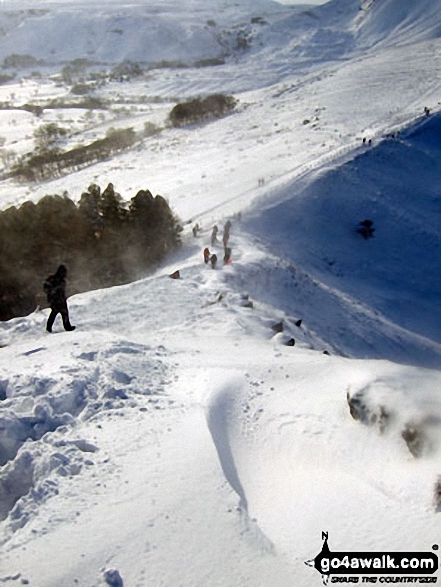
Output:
[104, 569, 124, 587]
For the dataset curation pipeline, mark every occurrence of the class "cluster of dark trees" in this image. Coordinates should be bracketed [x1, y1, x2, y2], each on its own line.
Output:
[169, 94, 237, 127]
[0, 183, 182, 321]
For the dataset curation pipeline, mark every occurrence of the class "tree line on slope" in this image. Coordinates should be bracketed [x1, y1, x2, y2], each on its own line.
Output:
[11, 127, 138, 182]
[0, 183, 182, 321]
[7, 93, 237, 182]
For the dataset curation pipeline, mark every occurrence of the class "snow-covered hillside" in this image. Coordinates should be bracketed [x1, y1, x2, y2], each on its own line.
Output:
[1, 0, 441, 585]
[243, 112, 441, 368]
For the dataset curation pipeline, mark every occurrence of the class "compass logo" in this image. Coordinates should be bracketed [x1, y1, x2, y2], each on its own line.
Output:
[305, 533, 438, 585]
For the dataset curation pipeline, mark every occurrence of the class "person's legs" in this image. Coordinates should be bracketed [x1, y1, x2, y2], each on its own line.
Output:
[46, 308, 58, 332]
[60, 303, 75, 331]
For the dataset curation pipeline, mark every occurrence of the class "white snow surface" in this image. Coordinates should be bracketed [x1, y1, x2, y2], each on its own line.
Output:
[1, 0, 441, 585]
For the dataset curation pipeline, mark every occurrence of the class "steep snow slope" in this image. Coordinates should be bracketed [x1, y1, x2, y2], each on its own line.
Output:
[0, 232, 440, 587]
[1, 222, 441, 585]
[356, 0, 441, 48]
[243, 113, 441, 367]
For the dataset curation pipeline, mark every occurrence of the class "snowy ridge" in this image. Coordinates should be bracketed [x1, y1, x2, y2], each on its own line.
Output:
[243, 112, 441, 368]
[355, 0, 441, 48]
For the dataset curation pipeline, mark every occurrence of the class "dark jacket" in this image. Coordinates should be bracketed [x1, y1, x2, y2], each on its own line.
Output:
[44, 265, 67, 308]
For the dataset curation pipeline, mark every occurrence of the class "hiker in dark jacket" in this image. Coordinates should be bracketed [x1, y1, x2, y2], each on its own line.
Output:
[224, 220, 231, 238]
[44, 264, 76, 333]
[222, 220, 232, 247]
[211, 225, 218, 246]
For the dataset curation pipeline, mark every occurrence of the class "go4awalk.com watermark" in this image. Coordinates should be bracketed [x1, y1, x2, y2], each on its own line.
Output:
[305, 533, 439, 585]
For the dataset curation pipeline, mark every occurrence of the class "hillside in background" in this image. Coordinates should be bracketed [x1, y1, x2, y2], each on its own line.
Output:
[0, 0, 441, 585]
[0, 0, 440, 67]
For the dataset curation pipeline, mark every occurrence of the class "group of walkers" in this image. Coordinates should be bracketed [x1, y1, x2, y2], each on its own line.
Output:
[201, 220, 233, 269]
[43, 219, 233, 332]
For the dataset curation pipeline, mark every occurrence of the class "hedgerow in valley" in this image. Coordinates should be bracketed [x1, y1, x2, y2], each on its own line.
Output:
[11, 128, 137, 181]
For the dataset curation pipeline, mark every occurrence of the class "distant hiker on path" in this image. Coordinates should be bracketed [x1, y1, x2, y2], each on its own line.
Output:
[222, 220, 231, 247]
[223, 247, 232, 264]
[211, 225, 218, 246]
[356, 219, 375, 240]
[210, 254, 218, 269]
[44, 264, 76, 333]
[203, 247, 211, 264]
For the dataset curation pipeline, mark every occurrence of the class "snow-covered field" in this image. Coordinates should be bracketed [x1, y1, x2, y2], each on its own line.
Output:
[1, 0, 441, 585]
